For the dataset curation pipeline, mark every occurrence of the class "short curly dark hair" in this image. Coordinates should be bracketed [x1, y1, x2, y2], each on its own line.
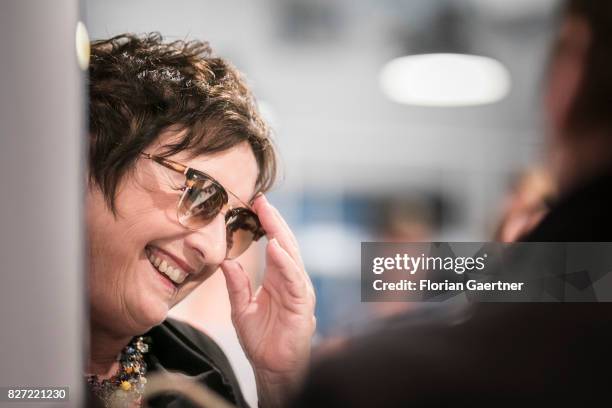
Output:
[88, 33, 277, 212]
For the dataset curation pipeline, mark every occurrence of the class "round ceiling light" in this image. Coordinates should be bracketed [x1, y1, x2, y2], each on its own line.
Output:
[379, 53, 511, 107]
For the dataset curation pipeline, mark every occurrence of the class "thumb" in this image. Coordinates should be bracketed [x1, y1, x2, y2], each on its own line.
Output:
[220, 259, 252, 318]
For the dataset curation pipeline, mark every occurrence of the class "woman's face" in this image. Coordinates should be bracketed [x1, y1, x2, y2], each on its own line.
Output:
[87, 132, 259, 336]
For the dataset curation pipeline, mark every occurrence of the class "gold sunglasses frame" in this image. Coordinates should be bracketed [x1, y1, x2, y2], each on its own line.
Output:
[141, 152, 265, 245]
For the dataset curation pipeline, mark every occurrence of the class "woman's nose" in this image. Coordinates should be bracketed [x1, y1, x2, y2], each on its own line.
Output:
[183, 212, 227, 266]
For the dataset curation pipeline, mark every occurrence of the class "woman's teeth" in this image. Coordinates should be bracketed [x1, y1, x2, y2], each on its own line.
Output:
[147, 252, 187, 284]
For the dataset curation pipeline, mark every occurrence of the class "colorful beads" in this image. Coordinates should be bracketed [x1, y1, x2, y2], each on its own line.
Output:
[86, 336, 150, 408]
[135, 339, 149, 353]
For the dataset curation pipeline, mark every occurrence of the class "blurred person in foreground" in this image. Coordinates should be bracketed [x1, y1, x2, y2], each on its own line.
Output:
[85, 34, 315, 408]
[291, 1, 612, 407]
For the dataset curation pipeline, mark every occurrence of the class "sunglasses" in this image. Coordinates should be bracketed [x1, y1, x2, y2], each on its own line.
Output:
[142, 152, 265, 259]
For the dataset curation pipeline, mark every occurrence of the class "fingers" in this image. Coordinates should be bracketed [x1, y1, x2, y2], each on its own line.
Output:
[253, 195, 303, 268]
[266, 238, 309, 300]
[254, 195, 316, 304]
[220, 259, 252, 317]
[264, 239, 316, 309]
[255, 195, 299, 247]
[267, 238, 300, 280]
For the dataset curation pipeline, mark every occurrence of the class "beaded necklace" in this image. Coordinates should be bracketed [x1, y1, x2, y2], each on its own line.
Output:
[86, 336, 151, 408]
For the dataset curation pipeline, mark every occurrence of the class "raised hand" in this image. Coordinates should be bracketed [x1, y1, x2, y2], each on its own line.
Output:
[220, 195, 316, 407]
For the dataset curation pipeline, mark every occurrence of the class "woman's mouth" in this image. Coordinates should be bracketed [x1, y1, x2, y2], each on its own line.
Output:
[145, 246, 188, 285]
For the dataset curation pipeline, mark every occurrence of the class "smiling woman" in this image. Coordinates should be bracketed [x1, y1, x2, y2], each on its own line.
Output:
[85, 33, 316, 408]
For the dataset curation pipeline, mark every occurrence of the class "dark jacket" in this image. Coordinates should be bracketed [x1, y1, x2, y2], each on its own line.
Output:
[87, 318, 249, 408]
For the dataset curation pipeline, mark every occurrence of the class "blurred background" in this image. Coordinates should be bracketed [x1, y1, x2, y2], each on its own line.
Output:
[84, 0, 560, 405]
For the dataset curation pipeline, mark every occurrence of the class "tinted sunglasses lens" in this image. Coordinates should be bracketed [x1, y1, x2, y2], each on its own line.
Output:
[225, 209, 263, 259]
[178, 179, 226, 228]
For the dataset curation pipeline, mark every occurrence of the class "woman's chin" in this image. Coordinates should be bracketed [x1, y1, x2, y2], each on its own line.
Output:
[135, 302, 169, 331]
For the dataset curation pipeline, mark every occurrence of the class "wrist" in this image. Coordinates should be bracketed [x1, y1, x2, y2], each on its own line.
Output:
[255, 368, 304, 408]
